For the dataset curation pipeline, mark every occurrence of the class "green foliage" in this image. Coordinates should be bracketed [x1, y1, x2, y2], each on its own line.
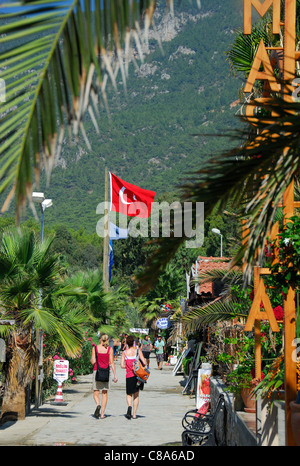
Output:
[224, 364, 253, 396]
[270, 216, 300, 294]
[41, 329, 96, 397]
[230, 284, 253, 318]
[182, 357, 191, 375]
[252, 355, 285, 408]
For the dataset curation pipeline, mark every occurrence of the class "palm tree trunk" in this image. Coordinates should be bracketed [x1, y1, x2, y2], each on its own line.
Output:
[0, 387, 26, 424]
[0, 330, 38, 425]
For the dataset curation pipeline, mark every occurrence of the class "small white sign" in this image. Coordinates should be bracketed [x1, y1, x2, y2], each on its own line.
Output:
[129, 328, 149, 334]
[53, 359, 69, 383]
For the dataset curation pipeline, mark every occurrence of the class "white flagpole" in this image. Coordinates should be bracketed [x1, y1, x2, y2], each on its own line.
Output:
[103, 167, 110, 292]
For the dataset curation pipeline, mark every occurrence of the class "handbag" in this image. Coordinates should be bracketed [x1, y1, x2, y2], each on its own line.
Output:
[95, 346, 110, 382]
[133, 348, 150, 383]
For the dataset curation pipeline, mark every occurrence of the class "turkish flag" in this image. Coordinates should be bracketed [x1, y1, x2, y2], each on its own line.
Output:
[110, 172, 156, 218]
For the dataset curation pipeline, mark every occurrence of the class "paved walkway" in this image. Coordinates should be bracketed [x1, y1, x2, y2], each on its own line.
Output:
[0, 355, 195, 446]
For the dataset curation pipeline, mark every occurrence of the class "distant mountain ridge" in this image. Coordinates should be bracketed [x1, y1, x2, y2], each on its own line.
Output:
[10, 0, 244, 233]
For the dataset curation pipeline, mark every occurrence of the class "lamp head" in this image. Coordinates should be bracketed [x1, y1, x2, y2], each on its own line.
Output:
[42, 199, 53, 209]
[32, 192, 45, 203]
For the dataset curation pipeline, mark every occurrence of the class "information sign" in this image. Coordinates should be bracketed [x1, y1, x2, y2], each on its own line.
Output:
[156, 318, 170, 329]
[53, 359, 69, 383]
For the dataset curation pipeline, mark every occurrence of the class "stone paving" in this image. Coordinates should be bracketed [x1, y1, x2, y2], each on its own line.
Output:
[0, 355, 195, 447]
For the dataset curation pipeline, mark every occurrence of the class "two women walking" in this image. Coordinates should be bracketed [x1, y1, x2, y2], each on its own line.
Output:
[91, 334, 146, 420]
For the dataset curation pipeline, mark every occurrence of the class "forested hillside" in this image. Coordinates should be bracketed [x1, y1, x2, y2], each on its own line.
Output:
[5, 0, 245, 234]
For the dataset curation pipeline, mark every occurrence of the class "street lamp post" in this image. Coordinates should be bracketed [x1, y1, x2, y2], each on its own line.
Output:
[32, 192, 53, 243]
[32, 192, 52, 407]
[40, 199, 53, 243]
[212, 228, 223, 257]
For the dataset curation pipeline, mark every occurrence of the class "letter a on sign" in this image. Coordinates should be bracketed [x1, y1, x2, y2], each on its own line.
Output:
[244, 40, 281, 93]
[244, 278, 280, 332]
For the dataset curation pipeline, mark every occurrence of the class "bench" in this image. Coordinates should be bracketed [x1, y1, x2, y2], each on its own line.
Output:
[181, 394, 227, 446]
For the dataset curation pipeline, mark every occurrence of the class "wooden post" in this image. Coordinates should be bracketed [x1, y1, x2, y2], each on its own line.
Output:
[103, 167, 110, 293]
[283, 0, 297, 446]
[283, 0, 296, 100]
[283, 179, 296, 445]
[254, 267, 262, 380]
[283, 286, 297, 445]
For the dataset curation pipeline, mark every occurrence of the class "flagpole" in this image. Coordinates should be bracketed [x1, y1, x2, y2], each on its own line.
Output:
[103, 167, 110, 292]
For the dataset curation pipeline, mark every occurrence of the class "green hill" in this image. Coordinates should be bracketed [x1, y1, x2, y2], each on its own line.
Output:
[7, 0, 245, 233]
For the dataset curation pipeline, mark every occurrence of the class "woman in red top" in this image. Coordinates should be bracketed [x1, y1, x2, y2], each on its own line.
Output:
[121, 335, 146, 419]
[90, 334, 118, 419]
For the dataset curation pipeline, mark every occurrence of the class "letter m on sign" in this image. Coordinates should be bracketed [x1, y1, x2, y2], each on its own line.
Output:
[244, 0, 281, 34]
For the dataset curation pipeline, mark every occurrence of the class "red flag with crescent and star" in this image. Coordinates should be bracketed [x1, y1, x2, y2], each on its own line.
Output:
[110, 172, 156, 218]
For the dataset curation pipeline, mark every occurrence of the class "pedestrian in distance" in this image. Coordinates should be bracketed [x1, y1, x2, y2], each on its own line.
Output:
[141, 334, 152, 368]
[121, 333, 128, 352]
[120, 334, 146, 419]
[154, 335, 166, 370]
[90, 334, 118, 419]
[113, 337, 120, 361]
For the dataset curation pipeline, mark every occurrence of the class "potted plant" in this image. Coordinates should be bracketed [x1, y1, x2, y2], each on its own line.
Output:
[225, 361, 263, 413]
[225, 363, 255, 412]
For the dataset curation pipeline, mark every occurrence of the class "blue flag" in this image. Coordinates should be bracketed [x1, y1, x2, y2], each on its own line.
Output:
[109, 239, 113, 281]
[109, 221, 129, 240]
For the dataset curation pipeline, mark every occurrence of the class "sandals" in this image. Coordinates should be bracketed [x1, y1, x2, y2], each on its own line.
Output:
[94, 405, 100, 419]
[125, 407, 132, 419]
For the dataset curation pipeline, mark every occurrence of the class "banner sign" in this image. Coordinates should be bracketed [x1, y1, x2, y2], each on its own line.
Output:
[196, 363, 212, 410]
[53, 359, 69, 383]
[129, 328, 149, 334]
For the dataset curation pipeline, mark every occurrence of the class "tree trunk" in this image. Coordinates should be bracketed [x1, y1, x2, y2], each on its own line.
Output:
[0, 329, 38, 425]
[0, 386, 26, 424]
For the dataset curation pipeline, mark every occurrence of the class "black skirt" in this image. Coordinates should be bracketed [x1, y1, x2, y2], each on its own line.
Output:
[126, 376, 144, 395]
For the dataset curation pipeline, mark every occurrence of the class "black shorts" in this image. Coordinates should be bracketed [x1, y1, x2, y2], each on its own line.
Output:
[142, 351, 150, 359]
[126, 376, 144, 395]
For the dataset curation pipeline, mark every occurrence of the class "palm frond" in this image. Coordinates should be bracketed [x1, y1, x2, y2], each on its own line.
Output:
[182, 297, 248, 332]
[20, 304, 82, 357]
[227, 24, 271, 76]
[193, 267, 242, 286]
[0, 0, 158, 219]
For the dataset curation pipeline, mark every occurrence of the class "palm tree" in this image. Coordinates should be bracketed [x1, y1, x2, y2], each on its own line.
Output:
[0, 0, 187, 221]
[63, 269, 109, 330]
[64, 269, 132, 334]
[0, 227, 86, 422]
[137, 296, 163, 328]
[136, 263, 183, 329]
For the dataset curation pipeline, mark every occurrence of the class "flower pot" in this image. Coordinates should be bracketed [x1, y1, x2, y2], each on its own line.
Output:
[241, 387, 256, 413]
[290, 401, 300, 446]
